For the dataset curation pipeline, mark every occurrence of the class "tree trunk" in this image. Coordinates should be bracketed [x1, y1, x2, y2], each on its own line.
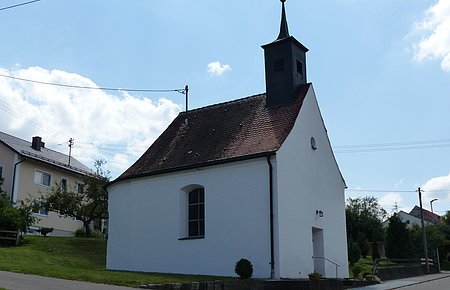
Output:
[83, 220, 91, 237]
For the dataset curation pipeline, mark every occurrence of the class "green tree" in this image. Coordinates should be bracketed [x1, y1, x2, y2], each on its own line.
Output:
[372, 241, 381, 261]
[385, 213, 413, 258]
[0, 176, 6, 196]
[0, 195, 35, 232]
[410, 224, 447, 259]
[44, 160, 109, 237]
[348, 242, 361, 266]
[346, 196, 387, 252]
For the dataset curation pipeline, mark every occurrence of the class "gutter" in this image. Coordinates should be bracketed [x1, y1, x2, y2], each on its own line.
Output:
[11, 157, 26, 203]
[107, 151, 277, 188]
[266, 153, 276, 279]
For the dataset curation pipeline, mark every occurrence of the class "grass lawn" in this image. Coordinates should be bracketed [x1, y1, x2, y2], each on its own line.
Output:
[0, 236, 228, 287]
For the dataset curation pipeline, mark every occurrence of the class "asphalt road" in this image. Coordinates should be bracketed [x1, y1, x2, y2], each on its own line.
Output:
[0, 270, 137, 290]
[353, 272, 450, 290]
[1, 270, 450, 290]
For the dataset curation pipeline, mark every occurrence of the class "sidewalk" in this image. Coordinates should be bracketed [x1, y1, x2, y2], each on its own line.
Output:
[0, 270, 137, 290]
[352, 271, 450, 290]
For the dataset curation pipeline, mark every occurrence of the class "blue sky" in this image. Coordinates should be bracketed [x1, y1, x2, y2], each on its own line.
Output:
[1, 0, 450, 216]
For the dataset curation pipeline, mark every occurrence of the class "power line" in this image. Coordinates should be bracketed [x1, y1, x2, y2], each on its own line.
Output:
[346, 188, 450, 193]
[334, 139, 450, 153]
[0, 73, 185, 94]
[346, 189, 416, 193]
[0, 0, 41, 12]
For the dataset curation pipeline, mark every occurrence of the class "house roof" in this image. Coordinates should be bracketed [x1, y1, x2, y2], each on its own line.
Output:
[409, 205, 442, 225]
[0, 131, 93, 176]
[115, 83, 311, 182]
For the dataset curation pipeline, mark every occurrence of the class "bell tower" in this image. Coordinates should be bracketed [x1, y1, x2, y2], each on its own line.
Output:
[262, 0, 309, 107]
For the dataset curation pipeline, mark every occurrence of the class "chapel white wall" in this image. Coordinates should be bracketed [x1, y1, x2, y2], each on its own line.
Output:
[107, 158, 272, 278]
[275, 86, 349, 278]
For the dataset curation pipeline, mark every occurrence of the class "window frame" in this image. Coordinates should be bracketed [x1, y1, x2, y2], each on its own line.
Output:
[60, 178, 68, 191]
[179, 186, 205, 240]
[34, 170, 52, 187]
[32, 199, 48, 216]
[76, 182, 85, 194]
[187, 188, 205, 238]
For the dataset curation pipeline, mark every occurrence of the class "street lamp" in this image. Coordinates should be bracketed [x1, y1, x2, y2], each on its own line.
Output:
[430, 198, 438, 213]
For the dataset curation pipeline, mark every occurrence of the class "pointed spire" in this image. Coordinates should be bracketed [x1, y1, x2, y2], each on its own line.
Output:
[277, 0, 290, 40]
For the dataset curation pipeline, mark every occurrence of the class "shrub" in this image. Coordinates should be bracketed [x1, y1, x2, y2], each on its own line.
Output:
[352, 265, 362, 279]
[308, 272, 322, 280]
[0, 196, 35, 232]
[371, 241, 380, 261]
[235, 258, 253, 279]
[348, 242, 361, 266]
[90, 229, 104, 239]
[75, 228, 87, 237]
[75, 228, 103, 239]
[38, 227, 53, 237]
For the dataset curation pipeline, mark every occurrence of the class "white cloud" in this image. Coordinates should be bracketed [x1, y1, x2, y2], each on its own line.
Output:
[412, 0, 450, 71]
[379, 192, 402, 208]
[207, 61, 231, 77]
[0, 66, 182, 177]
[422, 172, 450, 201]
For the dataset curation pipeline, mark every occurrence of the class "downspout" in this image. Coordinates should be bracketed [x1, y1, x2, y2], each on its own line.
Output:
[266, 154, 275, 279]
[11, 158, 26, 203]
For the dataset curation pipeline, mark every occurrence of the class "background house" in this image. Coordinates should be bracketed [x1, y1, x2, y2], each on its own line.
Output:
[0, 131, 92, 236]
[106, 1, 348, 279]
[409, 206, 442, 225]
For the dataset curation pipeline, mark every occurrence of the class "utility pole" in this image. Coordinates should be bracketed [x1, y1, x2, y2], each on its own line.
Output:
[68, 138, 74, 166]
[184, 85, 189, 125]
[417, 187, 429, 274]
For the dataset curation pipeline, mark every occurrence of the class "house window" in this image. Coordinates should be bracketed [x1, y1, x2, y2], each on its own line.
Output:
[60, 178, 68, 191]
[32, 200, 48, 216]
[0, 165, 3, 178]
[34, 170, 51, 187]
[188, 188, 205, 238]
[77, 182, 85, 194]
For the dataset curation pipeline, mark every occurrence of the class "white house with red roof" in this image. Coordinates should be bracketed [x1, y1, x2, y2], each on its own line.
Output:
[106, 1, 349, 279]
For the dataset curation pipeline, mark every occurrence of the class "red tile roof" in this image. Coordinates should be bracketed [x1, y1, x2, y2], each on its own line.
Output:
[409, 206, 442, 225]
[115, 84, 311, 182]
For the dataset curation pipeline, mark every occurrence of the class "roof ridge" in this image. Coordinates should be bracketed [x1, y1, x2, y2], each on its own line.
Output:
[0, 131, 67, 156]
[180, 92, 266, 115]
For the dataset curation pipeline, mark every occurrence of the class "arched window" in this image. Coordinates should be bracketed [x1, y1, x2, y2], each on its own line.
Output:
[188, 188, 204, 237]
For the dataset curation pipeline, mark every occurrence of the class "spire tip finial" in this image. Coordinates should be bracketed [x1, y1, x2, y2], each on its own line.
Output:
[277, 0, 289, 40]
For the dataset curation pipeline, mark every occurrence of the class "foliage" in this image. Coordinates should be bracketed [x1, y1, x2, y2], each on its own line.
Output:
[348, 242, 361, 266]
[443, 211, 450, 226]
[0, 195, 35, 232]
[346, 196, 386, 249]
[351, 265, 362, 279]
[75, 228, 103, 239]
[371, 241, 380, 261]
[385, 213, 413, 258]
[0, 176, 5, 196]
[410, 224, 447, 259]
[235, 258, 253, 279]
[44, 160, 109, 237]
[308, 272, 322, 281]
[357, 235, 370, 258]
[0, 236, 228, 287]
[38, 227, 53, 237]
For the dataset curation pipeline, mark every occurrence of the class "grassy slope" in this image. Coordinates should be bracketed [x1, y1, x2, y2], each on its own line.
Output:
[0, 236, 228, 287]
